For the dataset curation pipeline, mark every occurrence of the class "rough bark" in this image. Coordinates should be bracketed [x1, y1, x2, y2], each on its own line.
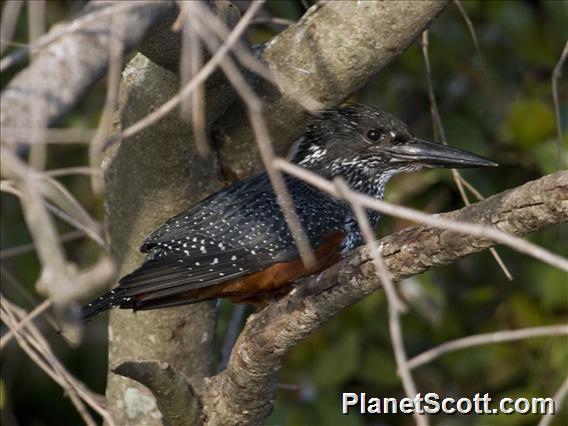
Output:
[1, 1, 470, 424]
[102, 50, 236, 425]
[201, 171, 567, 425]
[0, 1, 175, 132]
[113, 172, 567, 425]
[213, 0, 449, 179]
[113, 361, 201, 426]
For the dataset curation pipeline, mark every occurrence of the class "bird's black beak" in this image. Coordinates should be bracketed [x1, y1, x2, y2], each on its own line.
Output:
[388, 138, 498, 168]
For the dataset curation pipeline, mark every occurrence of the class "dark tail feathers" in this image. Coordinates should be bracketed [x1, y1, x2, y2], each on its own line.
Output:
[80, 287, 131, 322]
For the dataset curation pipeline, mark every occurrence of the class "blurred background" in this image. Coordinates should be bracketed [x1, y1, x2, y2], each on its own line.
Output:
[1, 0, 566, 425]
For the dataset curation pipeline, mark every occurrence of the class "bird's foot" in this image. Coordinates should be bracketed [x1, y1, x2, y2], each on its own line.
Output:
[289, 263, 341, 302]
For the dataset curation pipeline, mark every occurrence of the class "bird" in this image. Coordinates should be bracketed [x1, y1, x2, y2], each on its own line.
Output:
[81, 104, 496, 321]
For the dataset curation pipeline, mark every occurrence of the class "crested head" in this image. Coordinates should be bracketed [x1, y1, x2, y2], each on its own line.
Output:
[290, 104, 496, 196]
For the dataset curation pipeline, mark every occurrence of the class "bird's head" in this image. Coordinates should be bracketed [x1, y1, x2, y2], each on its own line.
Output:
[290, 104, 496, 194]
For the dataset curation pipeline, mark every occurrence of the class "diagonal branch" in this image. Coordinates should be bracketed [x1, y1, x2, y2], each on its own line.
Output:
[0, 0, 175, 131]
[213, 0, 450, 179]
[202, 171, 567, 425]
[113, 361, 201, 426]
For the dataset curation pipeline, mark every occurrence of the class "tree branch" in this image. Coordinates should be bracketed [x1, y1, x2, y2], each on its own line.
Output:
[213, 0, 450, 179]
[0, 0, 175, 131]
[102, 3, 245, 424]
[113, 361, 201, 426]
[201, 171, 567, 425]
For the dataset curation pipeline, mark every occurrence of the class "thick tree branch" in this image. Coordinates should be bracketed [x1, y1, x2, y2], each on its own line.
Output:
[102, 3, 244, 424]
[0, 1, 174, 131]
[113, 361, 201, 426]
[201, 171, 567, 425]
[214, 0, 450, 179]
[102, 53, 234, 425]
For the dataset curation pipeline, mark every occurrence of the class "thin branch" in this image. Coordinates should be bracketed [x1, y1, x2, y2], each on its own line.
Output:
[251, 17, 295, 27]
[0, 265, 59, 332]
[453, 0, 491, 93]
[274, 161, 568, 272]
[0, 0, 24, 55]
[204, 172, 566, 425]
[552, 40, 568, 171]
[420, 30, 513, 281]
[182, 2, 209, 157]
[26, 0, 47, 171]
[0, 127, 97, 144]
[1, 297, 113, 425]
[118, 0, 265, 143]
[0, 149, 77, 305]
[0, 1, 165, 72]
[0, 1, 173, 132]
[0, 166, 107, 251]
[406, 325, 568, 370]
[191, 1, 317, 269]
[0, 298, 51, 348]
[459, 174, 486, 201]
[0, 229, 85, 259]
[538, 375, 568, 426]
[191, 2, 275, 87]
[88, 12, 124, 195]
[44, 167, 102, 178]
[335, 178, 428, 426]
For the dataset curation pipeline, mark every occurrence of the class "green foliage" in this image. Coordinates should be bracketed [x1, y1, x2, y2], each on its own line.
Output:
[500, 99, 556, 148]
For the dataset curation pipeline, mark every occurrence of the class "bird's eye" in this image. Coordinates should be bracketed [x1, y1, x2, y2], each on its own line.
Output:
[366, 129, 381, 141]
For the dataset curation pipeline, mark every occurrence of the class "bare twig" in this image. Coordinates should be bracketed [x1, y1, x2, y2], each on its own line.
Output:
[182, 2, 209, 157]
[0, 298, 51, 348]
[205, 172, 566, 425]
[191, 2, 275, 86]
[538, 375, 568, 426]
[0, 1, 164, 72]
[44, 166, 102, 178]
[407, 325, 568, 370]
[0, 0, 24, 55]
[421, 30, 513, 281]
[453, 0, 490, 92]
[0, 127, 97, 144]
[335, 178, 427, 426]
[190, 1, 317, 269]
[0, 266, 59, 331]
[0, 230, 85, 259]
[274, 160, 568, 272]
[251, 17, 295, 27]
[119, 0, 265, 142]
[1, 297, 113, 425]
[0, 168, 107, 251]
[26, 0, 47, 173]
[0, 149, 77, 305]
[89, 13, 123, 194]
[459, 175, 485, 201]
[552, 41, 568, 171]
[27, 0, 47, 171]
[0, 1, 173, 134]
